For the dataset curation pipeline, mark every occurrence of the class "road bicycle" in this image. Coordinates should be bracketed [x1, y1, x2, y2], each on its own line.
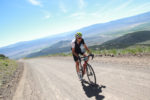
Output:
[77, 54, 96, 85]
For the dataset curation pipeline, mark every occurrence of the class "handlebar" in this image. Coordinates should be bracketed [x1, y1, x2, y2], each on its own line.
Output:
[79, 54, 94, 61]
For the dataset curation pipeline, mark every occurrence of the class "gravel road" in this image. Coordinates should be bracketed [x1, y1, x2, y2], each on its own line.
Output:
[13, 57, 150, 100]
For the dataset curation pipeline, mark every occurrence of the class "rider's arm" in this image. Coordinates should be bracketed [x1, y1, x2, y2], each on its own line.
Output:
[83, 44, 91, 54]
[71, 40, 79, 57]
[72, 48, 78, 57]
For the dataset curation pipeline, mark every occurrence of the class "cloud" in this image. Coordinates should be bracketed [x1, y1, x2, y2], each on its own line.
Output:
[70, 12, 85, 17]
[42, 10, 51, 19]
[90, 12, 100, 17]
[59, 2, 67, 13]
[113, 0, 133, 12]
[79, 0, 85, 9]
[28, 0, 42, 7]
[97, 1, 117, 13]
[69, 12, 86, 20]
[44, 15, 50, 19]
[130, 2, 150, 13]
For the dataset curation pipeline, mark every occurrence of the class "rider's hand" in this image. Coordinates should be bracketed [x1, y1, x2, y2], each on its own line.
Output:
[89, 53, 94, 59]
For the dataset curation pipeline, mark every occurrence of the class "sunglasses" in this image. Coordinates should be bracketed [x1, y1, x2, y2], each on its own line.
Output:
[77, 37, 82, 39]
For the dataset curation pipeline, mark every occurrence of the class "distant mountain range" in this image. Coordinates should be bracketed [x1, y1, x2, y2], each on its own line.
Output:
[90, 31, 150, 50]
[0, 11, 150, 59]
[26, 40, 71, 57]
[27, 31, 150, 57]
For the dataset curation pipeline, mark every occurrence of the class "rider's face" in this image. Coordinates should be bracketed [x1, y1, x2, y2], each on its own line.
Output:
[77, 37, 82, 42]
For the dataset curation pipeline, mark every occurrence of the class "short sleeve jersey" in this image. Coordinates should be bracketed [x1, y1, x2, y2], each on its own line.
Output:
[71, 38, 85, 53]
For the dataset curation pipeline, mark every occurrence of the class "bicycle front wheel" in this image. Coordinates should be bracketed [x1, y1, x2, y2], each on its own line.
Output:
[86, 64, 96, 84]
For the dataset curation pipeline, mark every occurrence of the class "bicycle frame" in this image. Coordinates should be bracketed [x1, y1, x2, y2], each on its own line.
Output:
[78, 54, 93, 73]
[78, 54, 96, 84]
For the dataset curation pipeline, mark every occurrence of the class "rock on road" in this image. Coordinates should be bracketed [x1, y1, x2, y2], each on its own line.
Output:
[13, 57, 150, 100]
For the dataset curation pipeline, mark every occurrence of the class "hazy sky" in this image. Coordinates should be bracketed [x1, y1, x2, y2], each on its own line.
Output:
[1, 0, 150, 47]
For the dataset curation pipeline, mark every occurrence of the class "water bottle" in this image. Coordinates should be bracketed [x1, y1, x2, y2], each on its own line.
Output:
[84, 56, 88, 61]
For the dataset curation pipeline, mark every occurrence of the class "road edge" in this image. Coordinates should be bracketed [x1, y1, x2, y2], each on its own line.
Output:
[0, 62, 24, 100]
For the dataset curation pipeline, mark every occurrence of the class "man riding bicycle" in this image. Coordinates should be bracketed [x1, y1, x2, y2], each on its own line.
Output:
[71, 32, 91, 80]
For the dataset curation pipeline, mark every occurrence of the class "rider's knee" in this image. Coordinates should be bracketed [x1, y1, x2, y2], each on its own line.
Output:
[76, 61, 79, 66]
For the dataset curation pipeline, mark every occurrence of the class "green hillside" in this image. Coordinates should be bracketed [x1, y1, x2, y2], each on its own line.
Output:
[0, 55, 18, 88]
[26, 40, 71, 58]
[90, 31, 150, 50]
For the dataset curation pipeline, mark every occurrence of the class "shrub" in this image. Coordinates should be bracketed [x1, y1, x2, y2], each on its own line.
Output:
[0, 54, 6, 59]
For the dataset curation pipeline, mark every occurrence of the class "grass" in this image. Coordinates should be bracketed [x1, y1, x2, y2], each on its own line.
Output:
[0, 58, 18, 88]
[91, 46, 150, 56]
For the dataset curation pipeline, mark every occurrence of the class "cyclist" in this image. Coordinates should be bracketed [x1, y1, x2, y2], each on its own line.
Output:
[71, 32, 91, 80]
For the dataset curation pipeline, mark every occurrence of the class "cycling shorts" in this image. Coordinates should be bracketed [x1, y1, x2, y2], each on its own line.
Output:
[72, 51, 84, 62]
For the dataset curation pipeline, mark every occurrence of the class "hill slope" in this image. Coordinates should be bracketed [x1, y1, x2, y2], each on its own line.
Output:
[27, 40, 71, 57]
[90, 31, 150, 50]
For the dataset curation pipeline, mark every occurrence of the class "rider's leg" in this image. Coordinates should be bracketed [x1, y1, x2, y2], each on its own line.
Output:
[73, 53, 82, 80]
[73, 54, 79, 73]
[76, 61, 82, 80]
[83, 54, 89, 75]
[76, 61, 79, 73]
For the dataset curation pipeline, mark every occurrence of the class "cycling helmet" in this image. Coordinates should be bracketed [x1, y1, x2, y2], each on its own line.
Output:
[75, 32, 82, 38]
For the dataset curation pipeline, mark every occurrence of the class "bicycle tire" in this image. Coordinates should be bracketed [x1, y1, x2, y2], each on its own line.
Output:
[86, 64, 96, 84]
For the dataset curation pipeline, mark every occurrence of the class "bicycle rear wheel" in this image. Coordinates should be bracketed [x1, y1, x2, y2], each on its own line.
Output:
[86, 64, 96, 84]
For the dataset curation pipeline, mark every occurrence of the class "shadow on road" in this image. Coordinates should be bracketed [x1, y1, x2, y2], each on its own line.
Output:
[81, 80, 106, 100]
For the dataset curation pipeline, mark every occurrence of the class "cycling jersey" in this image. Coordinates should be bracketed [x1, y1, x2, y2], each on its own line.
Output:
[71, 38, 85, 53]
[71, 38, 85, 61]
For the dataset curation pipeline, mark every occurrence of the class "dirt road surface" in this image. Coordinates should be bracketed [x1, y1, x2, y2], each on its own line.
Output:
[13, 57, 150, 100]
